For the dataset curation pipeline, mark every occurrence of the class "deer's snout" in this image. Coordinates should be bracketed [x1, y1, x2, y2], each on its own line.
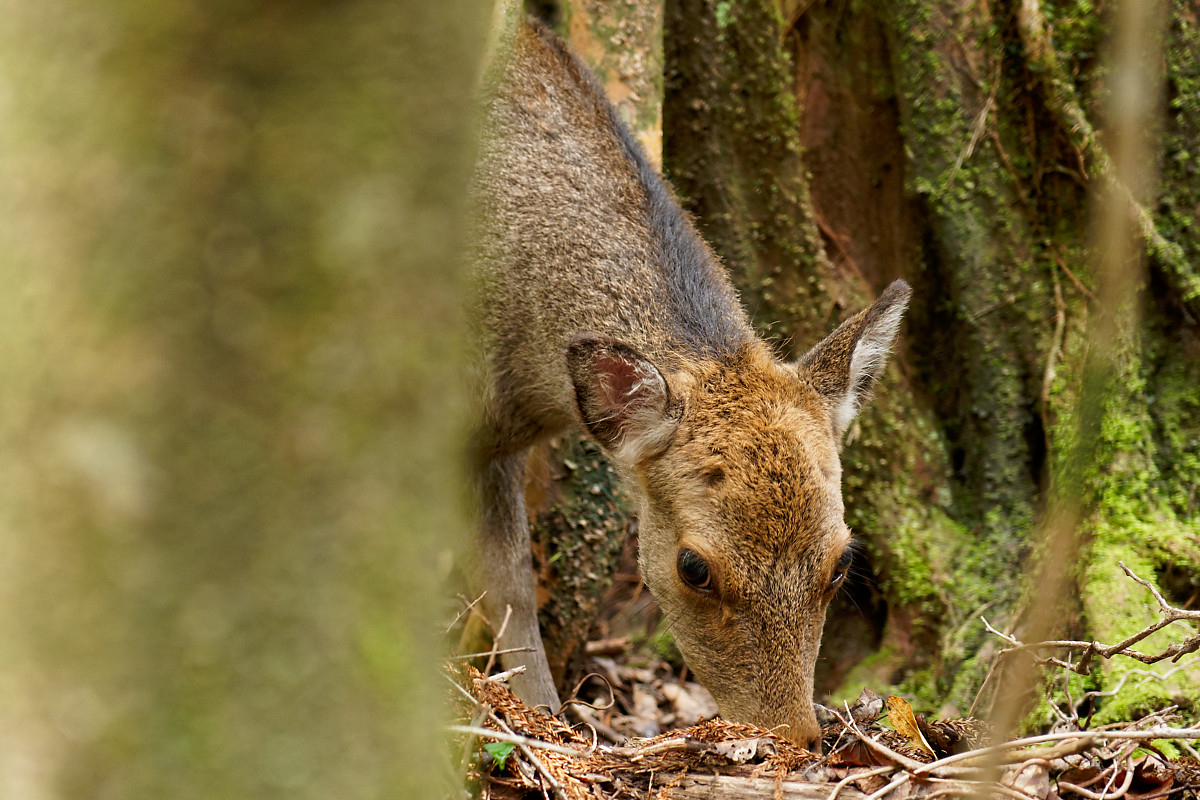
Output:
[761, 700, 822, 753]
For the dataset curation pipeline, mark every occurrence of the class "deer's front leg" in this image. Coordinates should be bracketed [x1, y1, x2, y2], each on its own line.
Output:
[471, 448, 561, 712]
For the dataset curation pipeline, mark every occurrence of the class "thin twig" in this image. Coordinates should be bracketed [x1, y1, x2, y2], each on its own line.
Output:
[910, 726, 1200, 779]
[484, 604, 514, 677]
[1062, 758, 1120, 792]
[832, 704, 926, 773]
[568, 703, 624, 746]
[910, 732, 1096, 777]
[1055, 653, 1078, 727]
[448, 646, 534, 661]
[491, 713, 573, 800]
[970, 647, 1007, 718]
[974, 562, 1200, 719]
[1120, 561, 1200, 619]
[488, 665, 528, 684]
[947, 94, 995, 188]
[1048, 246, 1100, 305]
[445, 671, 481, 704]
[447, 725, 588, 758]
[1093, 754, 1136, 800]
[458, 702, 493, 775]
[825, 765, 895, 800]
[448, 592, 487, 633]
[1078, 664, 1190, 705]
[865, 773, 910, 800]
[927, 776, 1035, 800]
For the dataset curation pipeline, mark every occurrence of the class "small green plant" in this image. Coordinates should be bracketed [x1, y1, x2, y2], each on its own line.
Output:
[483, 741, 516, 771]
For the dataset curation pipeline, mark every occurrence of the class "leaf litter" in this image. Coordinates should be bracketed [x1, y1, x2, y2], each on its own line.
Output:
[452, 564, 1200, 799]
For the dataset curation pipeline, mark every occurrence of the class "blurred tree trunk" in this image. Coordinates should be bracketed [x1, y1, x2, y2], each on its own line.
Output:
[0, 2, 484, 797]
[665, 0, 1200, 721]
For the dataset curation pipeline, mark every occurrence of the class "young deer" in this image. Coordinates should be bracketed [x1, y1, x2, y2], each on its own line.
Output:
[468, 20, 910, 750]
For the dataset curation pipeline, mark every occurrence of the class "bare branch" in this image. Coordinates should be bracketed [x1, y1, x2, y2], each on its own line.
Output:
[826, 765, 895, 800]
[448, 646, 535, 661]
[447, 591, 487, 634]
[974, 563, 1200, 718]
[483, 604, 514, 677]
[1120, 561, 1200, 620]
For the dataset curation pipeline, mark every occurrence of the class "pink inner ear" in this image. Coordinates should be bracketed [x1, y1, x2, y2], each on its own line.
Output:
[594, 353, 643, 409]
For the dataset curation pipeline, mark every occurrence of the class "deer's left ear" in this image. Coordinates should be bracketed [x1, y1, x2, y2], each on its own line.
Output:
[796, 279, 911, 437]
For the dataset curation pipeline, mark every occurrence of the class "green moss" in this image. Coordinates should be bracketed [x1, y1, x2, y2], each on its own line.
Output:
[1081, 524, 1200, 724]
[1036, 278, 1200, 725]
[714, 0, 732, 30]
[868, 2, 1066, 715]
[665, 0, 831, 346]
[667, 0, 1199, 727]
[531, 436, 631, 685]
[649, 622, 685, 667]
[885, 0, 1050, 544]
[1158, 0, 1200, 312]
[826, 644, 900, 707]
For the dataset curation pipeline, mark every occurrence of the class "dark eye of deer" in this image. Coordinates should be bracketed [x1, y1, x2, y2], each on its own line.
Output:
[677, 549, 713, 592]
[830, 547, 853, 590]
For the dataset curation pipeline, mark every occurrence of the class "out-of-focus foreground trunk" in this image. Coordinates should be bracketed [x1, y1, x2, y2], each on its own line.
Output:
[0, 3, 484, 797]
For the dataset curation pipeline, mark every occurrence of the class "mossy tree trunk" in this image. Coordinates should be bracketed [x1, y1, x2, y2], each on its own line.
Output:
[0, 2, 484, 797]
[665, 0, 1200, 721]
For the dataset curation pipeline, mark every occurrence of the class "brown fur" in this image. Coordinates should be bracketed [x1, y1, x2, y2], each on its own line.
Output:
[468, 20, 910, 749]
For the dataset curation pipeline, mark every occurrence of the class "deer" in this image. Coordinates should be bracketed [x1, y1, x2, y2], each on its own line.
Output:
[467, 19, 910, 750]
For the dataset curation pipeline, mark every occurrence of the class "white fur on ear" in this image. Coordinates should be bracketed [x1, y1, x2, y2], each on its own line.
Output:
[832, 298, 907, 434]
[798, 279, 911, 438]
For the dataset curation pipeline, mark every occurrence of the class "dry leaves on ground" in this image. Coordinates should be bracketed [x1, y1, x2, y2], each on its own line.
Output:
[452, 665, 1200, 800]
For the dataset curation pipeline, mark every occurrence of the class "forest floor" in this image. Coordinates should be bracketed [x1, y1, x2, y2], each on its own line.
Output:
[452, 543, 1200, 799]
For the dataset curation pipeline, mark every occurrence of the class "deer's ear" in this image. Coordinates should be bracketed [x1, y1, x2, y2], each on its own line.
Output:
[567, 334, 679, 465]
[797, 279, 911, 437]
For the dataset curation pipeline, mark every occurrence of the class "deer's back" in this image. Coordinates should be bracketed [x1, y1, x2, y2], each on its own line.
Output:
[471, 22, 753, 447]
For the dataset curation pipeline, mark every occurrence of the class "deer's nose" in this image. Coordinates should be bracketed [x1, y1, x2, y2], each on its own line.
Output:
[774, 715, 822, 753]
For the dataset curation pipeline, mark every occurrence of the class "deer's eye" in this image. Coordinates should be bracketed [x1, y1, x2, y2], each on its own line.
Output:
[830, 547, 853, 591]
[677, 549, 713, 592]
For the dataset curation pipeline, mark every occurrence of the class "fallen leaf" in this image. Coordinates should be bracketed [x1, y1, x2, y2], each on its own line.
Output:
[1127, 753, 1174, 799]
[660, 681, 718, 724]
[1004, 762, 1050, 799]
[850, 688, 884, 725]
[830, 739, 893, 768]
[886, 696, 936, 758]
[710, 737, 776, 763]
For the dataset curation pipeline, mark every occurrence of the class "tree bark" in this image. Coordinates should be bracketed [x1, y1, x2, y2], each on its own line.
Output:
[563, 0, 665, 168]
[511, 0, 1199, 726]
[665, 0, 1200, 720]
[661, 773, 869, 799]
